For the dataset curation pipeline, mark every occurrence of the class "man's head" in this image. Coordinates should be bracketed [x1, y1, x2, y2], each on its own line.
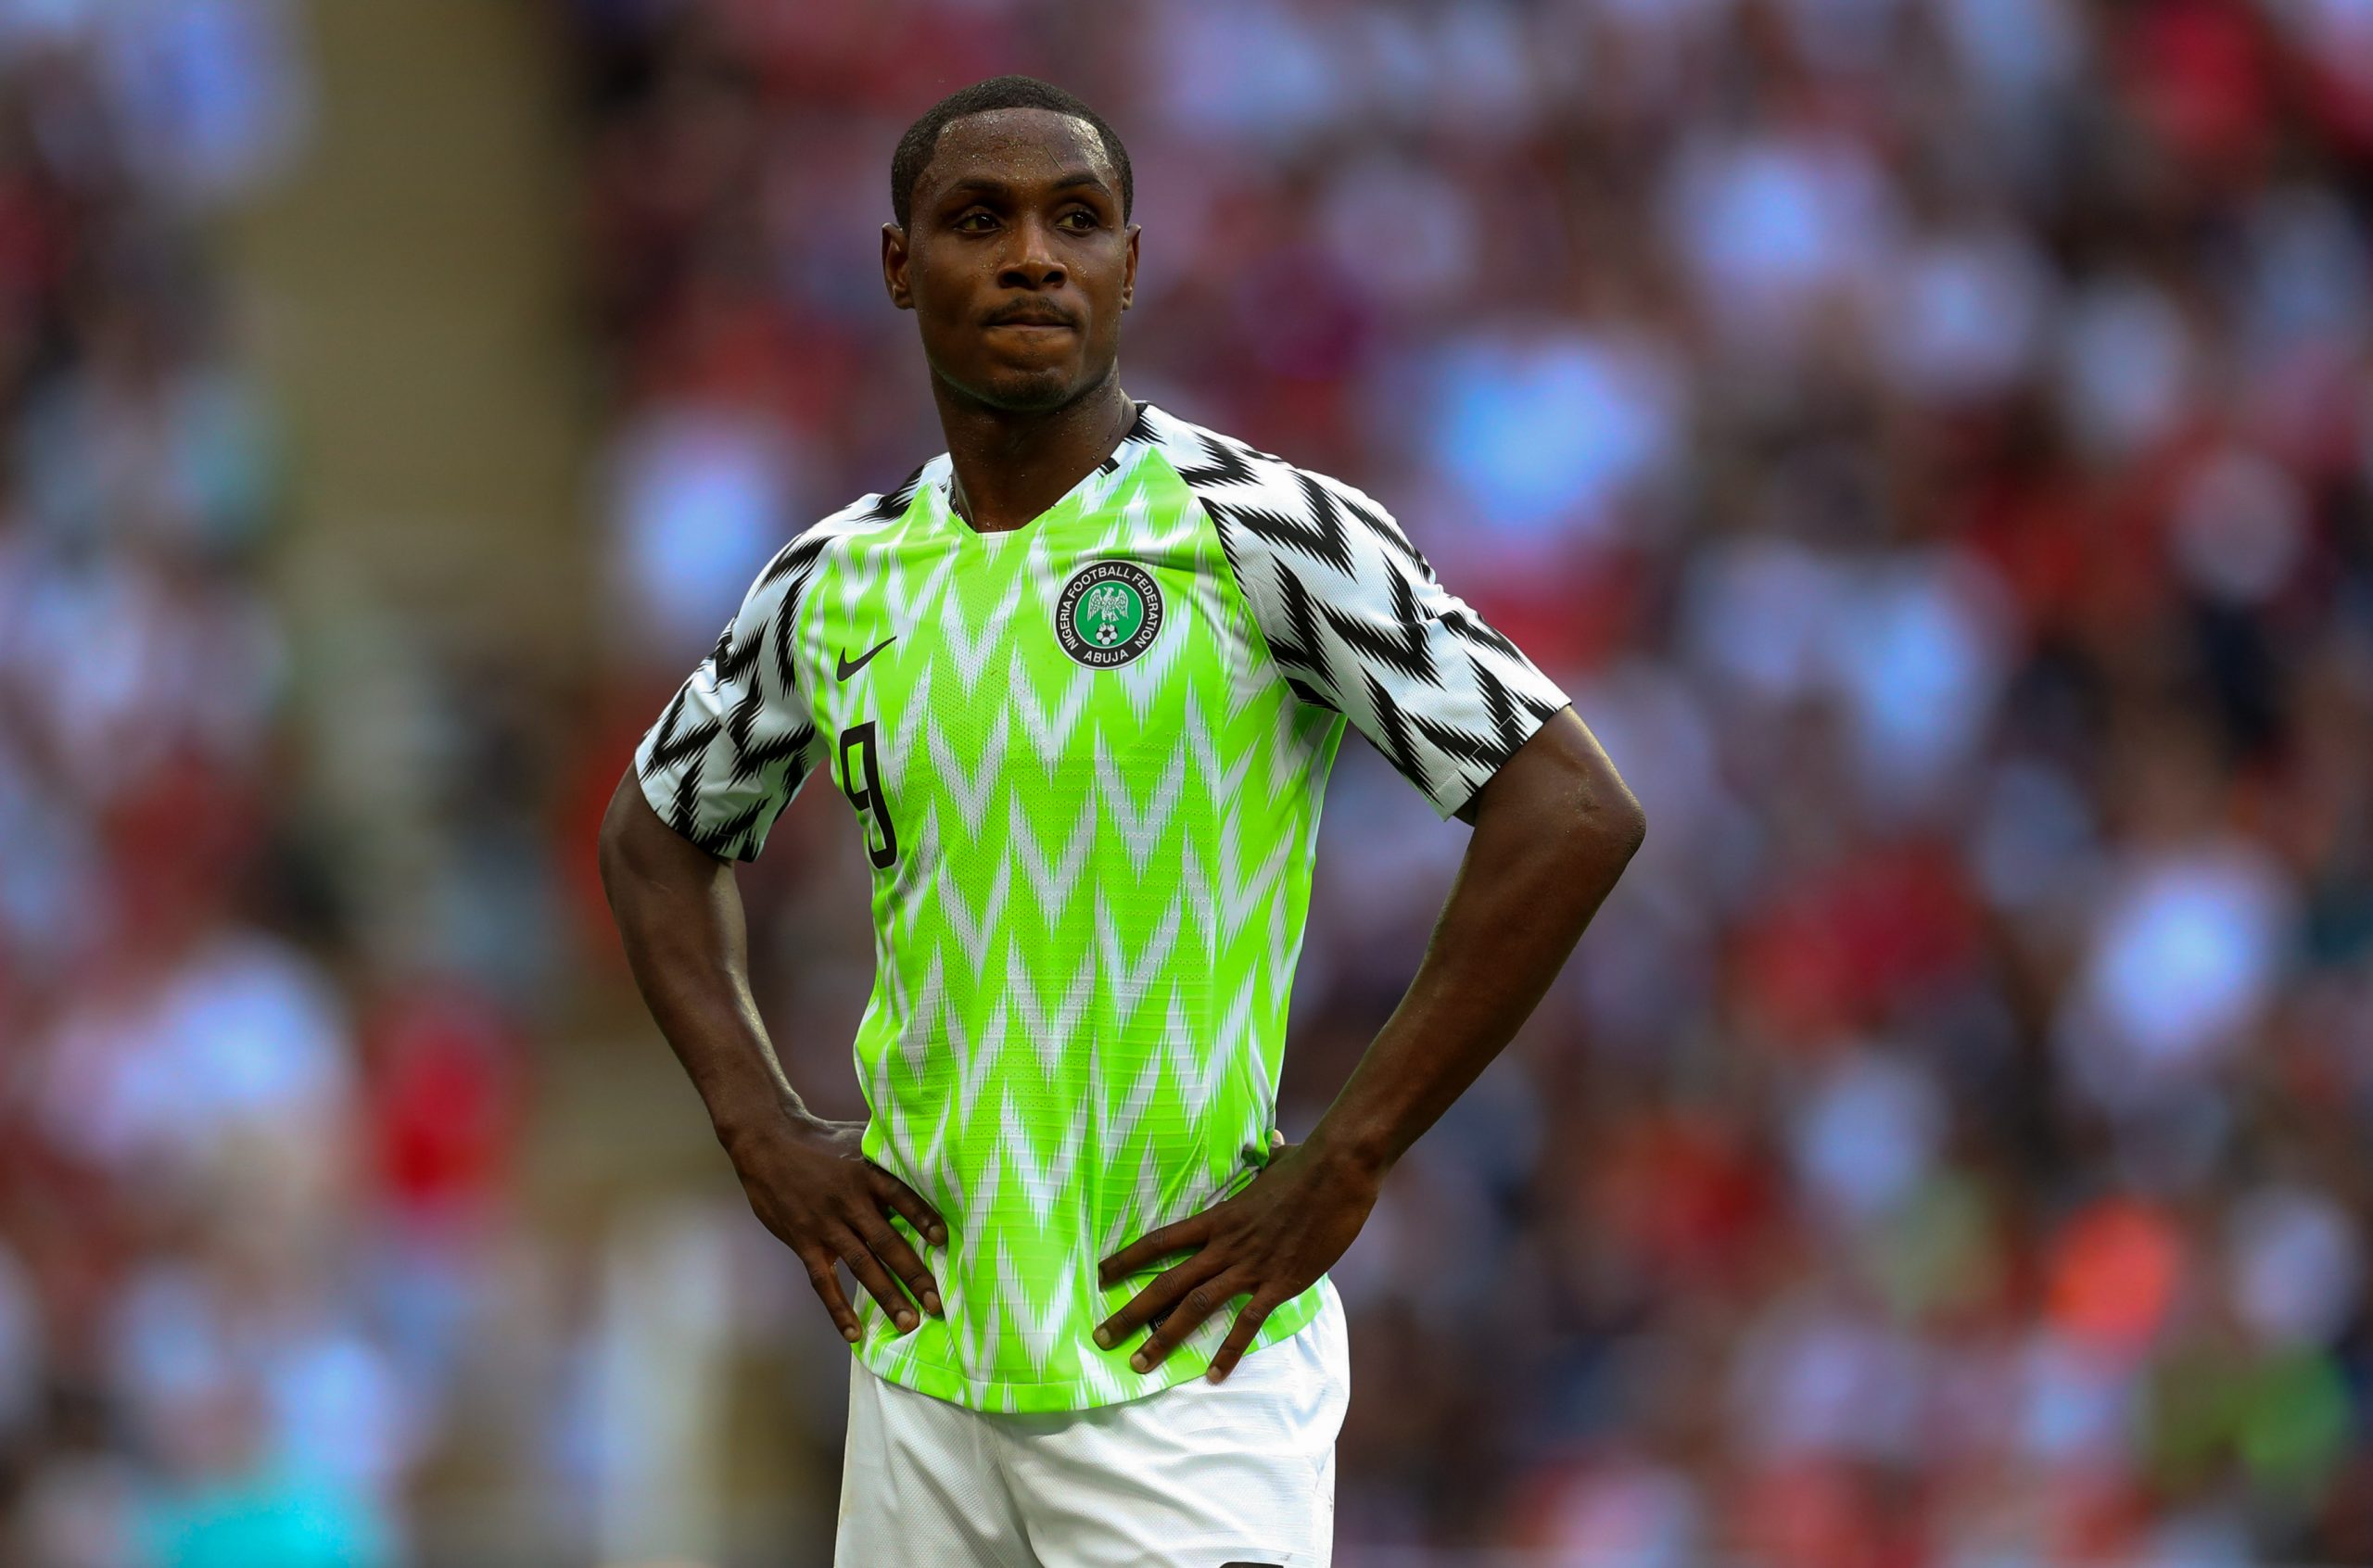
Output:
[883, 76, 1138, 413]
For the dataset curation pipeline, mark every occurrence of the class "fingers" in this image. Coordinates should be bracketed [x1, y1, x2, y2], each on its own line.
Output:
[800, 1251, 865, 1344]
[1270, 1129, 1285, 1150]
[1204, 1291, 1280, 1383]
[765, 1148, 949, 1346]
[835, 1226, 924, 1334]
[1127, 1265, 1253, 1375]
[1095, 1246, 1223, 1353]
[870, 1167, 950, 1247]
[856, 1214, 943, 1320]
[1098, 1214, 1211, 1284]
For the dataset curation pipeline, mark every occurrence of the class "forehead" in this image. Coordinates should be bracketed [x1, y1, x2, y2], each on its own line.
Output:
[920, 107, 1116, 199]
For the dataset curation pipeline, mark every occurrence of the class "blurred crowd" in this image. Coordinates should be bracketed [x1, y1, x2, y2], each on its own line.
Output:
[567, 0, 2373, 1564]
[0, 6, 549, 1566]
[9, 0, 2373, 1564]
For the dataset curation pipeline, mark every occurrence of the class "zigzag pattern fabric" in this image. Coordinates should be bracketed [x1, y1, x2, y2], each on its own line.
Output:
[1148, 409, 1573, 819]
[632, 400, 1570, 1410]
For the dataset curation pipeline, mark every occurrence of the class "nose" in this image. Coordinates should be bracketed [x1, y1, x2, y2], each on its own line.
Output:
[996, 210, 1066, 291]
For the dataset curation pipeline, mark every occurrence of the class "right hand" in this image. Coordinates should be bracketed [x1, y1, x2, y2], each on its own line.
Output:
[723, 1112, 947, 1343]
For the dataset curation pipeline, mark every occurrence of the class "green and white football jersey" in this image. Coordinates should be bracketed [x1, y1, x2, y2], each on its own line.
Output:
[635, 399, 1569, 1411]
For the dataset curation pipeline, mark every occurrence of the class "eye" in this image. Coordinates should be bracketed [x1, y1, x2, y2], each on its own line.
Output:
[955, 209, 996, 232]
[1060, 208, 1099, 231]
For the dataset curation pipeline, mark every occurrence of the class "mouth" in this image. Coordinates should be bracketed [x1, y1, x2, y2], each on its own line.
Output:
[987, 300, 1078, 331]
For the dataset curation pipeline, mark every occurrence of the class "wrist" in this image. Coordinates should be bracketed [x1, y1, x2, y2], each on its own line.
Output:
[709, 1087, 818, 1156]
[1304, 1119, 1398, 1188]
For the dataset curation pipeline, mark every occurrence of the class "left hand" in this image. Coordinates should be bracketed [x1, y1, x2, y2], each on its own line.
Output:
[1093, 1129, 1382, 1383]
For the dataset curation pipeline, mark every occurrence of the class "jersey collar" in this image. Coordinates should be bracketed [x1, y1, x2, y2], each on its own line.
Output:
[922, 398, 1164, 544]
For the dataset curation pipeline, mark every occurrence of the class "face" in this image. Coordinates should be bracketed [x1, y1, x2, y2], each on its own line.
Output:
[884, 107, 1138, 413]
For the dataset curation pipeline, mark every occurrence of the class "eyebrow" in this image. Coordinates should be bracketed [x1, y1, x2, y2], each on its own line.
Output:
[937, 171, 1111, 205]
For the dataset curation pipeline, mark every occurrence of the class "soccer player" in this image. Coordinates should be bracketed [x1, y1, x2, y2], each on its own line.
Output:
[597, 74, 1645, 1567]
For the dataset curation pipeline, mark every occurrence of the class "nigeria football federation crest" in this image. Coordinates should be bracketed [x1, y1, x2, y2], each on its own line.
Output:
[1055, 560, 1163, 668]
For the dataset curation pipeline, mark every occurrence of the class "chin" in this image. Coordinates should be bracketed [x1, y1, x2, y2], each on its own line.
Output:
[971, 364, 1092, 411]
[929, 336, 1113, 411]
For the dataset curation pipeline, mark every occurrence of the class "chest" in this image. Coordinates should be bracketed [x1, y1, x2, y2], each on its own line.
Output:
[793, 510, 1275, 875]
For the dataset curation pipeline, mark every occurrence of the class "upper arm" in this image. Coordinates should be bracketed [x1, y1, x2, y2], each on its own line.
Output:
[630, 536, 827, 863]
[1205, 463, 1572, 821]
[596, 760, 743, 934]
[1455, 704, 1645, 854]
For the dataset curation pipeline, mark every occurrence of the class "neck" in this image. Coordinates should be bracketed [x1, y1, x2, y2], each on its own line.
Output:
[933, 373, 1136, 534]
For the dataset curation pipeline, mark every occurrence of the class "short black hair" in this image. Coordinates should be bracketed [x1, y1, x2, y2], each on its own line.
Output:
[890, 74, 1133, 234]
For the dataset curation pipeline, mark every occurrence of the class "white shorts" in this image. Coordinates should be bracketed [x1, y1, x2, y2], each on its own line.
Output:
[834, 1275, 1350, 1567]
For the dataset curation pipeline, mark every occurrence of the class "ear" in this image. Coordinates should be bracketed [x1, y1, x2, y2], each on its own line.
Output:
[882, 221, 913, 310]
[1122, 222, 1139, 310]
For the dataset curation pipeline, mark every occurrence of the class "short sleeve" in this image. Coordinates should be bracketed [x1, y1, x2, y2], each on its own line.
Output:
[1205, 464, 1571, 820]
[633, 537, 825, 862]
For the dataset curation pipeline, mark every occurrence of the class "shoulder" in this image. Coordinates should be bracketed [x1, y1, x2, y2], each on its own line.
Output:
[1136, 402, 1436, 585]
[734, 455, 945, 615]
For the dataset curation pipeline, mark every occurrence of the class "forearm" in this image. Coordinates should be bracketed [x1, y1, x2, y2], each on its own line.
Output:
[599, 774, 948, 1334]
[1306, 712, 1643, 1178]
[597, 774, 811, 1144]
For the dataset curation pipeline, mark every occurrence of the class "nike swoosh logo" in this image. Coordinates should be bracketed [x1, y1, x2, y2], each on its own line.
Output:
[836, 637, 896, 680]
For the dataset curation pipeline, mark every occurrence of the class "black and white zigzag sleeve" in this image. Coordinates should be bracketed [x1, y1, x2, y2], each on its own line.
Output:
[633, 534, 828, 863]
[1180, 430, 1572, 820]
[633, 468, 928, 859]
